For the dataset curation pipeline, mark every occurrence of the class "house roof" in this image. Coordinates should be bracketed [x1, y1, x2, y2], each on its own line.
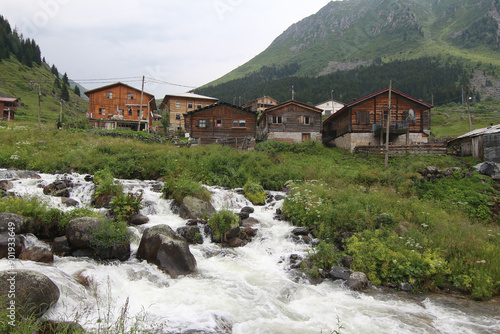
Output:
[184, 101, 257, 116]
[0, 97, 18, 103]
[163, 92, 218, 101]
[315, 99, 345, 107]
[324, 88, 433, 123]
[260, 100, 323, 118]
[84, 82, 155, 98]
[243, 96, 279, 104]
[450, 124, 500, 142]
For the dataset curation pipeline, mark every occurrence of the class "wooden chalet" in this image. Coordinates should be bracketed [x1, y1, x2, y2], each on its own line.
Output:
[258, 100, 323, 143]
[85, 82, 156, 131]
[160, 92, 218, 131]
[322, 88, 432, 151]
[0, 97, 18, 121]
[242, 96, 279, 113]
[184, 102, 258, 149]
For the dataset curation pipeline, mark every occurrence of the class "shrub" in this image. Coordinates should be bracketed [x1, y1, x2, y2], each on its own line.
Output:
[92, 169, 123, 204]
[207, 209, 240, 240]
[162, 177, 211, 203]
[308, 241, 339, 271]
[243, 182, 266, 205]
[110, 192, 143, 223]
[87, 218, 131, 251]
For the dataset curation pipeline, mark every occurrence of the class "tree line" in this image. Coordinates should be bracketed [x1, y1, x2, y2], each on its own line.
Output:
[197, 57, 473, 106]
[0, 15, 41, 67]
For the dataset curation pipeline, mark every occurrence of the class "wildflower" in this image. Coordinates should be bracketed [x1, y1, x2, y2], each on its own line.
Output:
[421, 223, 429, 228]
[476, 260, 486, 264]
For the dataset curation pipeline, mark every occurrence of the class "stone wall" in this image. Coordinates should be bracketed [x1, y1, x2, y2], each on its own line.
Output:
[268, 132, 322, 143]
[334, 132, 429, 152]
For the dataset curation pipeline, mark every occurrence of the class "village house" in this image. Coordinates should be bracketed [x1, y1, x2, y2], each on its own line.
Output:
[448, 124, 500, 162]
[184, 102, 258, 149]
[322, 88, 432, 151]
[258, 100, 323, 143]
[160, 92, 218, 131]
[241, 96, 279, 113]
[315, 99, 344, 116]
[85, 82, 156, 131]
[0, 97, 18, 121]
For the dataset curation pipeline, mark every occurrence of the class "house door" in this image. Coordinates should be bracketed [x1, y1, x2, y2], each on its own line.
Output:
[302, 133, 311, 142]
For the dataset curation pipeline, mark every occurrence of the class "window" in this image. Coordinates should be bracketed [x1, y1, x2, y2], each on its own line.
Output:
[197, 103, 202, 109]
[175, 101, 181, 108]
[128, 109, 133, 116]
[127, 93, 134, 100]
[196, 119, 207, 128]
[356, 111, 371, 125]
[175, 113, 181, 120]
[300, 116, 311, 125]
[99, 108, 106, 115]
[216, 120, 222, 127]
[233, 120, 246, 128]
[137, 110, 141, 117]
[188, 102, 193, 109]
[106, 92, 113, 99]
[272, 116, 282, 124]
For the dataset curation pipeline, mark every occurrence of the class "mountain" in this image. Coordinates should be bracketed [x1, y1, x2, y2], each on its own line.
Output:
[199, 0, 500, 104]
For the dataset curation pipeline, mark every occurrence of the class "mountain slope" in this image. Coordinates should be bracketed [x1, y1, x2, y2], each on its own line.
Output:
[205, 0, 500, 87]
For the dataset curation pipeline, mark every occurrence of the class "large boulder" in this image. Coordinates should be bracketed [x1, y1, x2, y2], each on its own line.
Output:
[129, 214, 150, 226]
[0, 270, 60, 320]
[137, 225, 197, 278]
[65, 217, 130, 261]
[179, 196, 216, 219]
[19, 247, 54, 264]
[328, 266, 353, 281]
[347, 272, 371, 291]
[65, 217, 99, 249]
[0, 213, 29, 234]
[477, 161, 500, 176]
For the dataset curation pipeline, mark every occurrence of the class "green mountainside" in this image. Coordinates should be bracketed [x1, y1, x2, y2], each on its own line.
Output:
[0, 15, 88, 125]
[200, 0, 500, 104]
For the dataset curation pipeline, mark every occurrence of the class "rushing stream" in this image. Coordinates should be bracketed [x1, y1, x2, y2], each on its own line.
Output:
[1, 171, 499, 334]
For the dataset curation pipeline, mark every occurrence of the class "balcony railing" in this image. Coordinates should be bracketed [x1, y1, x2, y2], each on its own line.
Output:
[373, 120, 410, 135]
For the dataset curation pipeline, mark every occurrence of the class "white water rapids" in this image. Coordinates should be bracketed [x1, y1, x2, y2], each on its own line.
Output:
[1, 171, 499, 334]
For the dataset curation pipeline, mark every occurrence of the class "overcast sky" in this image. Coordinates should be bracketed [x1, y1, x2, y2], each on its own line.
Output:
[2, 0, 331, 97]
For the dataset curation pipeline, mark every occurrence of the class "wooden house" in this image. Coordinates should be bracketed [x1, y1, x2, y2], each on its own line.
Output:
[322, 88, 432, 151]
[448, 124, 500, 162]
[242, 96, 279, 113]
[160, 92, 218, 131]
[0, 97, 18, 121]
[184, 102, 258, 149]
[85, 82, 156, 131]
[258, 100, 323, 143]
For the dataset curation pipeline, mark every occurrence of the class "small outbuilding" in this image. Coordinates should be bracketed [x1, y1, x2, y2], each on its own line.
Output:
[448, 124, 500, 162]
[184, 102, 258, 150]
[0, 97, 18, 121]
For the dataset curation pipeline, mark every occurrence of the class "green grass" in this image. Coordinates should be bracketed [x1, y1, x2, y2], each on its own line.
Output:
[0, 56, 88, 124]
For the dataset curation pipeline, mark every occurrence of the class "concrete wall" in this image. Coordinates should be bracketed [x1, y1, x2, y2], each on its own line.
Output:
[268, 131, 322, 143]
[334, 132, 429, 152]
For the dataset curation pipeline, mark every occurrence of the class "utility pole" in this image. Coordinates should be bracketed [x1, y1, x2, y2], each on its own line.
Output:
[466, 85, 472, 132]
[292, 85, 295, 100]
[59, 100, 62, 128]
[38, 83, 41, 130]
[139, 75, 145, 131]
[331, 90, 334, 115]
[384, 80, 392, 169]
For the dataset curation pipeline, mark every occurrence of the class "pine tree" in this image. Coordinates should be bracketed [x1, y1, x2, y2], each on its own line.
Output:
[74, 85, 80, 96]
[62, 72, 69, 86]
[54, 78, 61, 89]
[60, 84, 70, 102]
[51, 64, 59, 78]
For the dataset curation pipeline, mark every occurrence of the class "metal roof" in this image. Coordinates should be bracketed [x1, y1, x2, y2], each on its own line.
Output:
[453, 124, 500, 140]
[163, 92, 218, 100]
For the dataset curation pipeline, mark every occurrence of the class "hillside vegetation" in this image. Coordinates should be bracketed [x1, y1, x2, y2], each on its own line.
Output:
[0, 15, 88, 125]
